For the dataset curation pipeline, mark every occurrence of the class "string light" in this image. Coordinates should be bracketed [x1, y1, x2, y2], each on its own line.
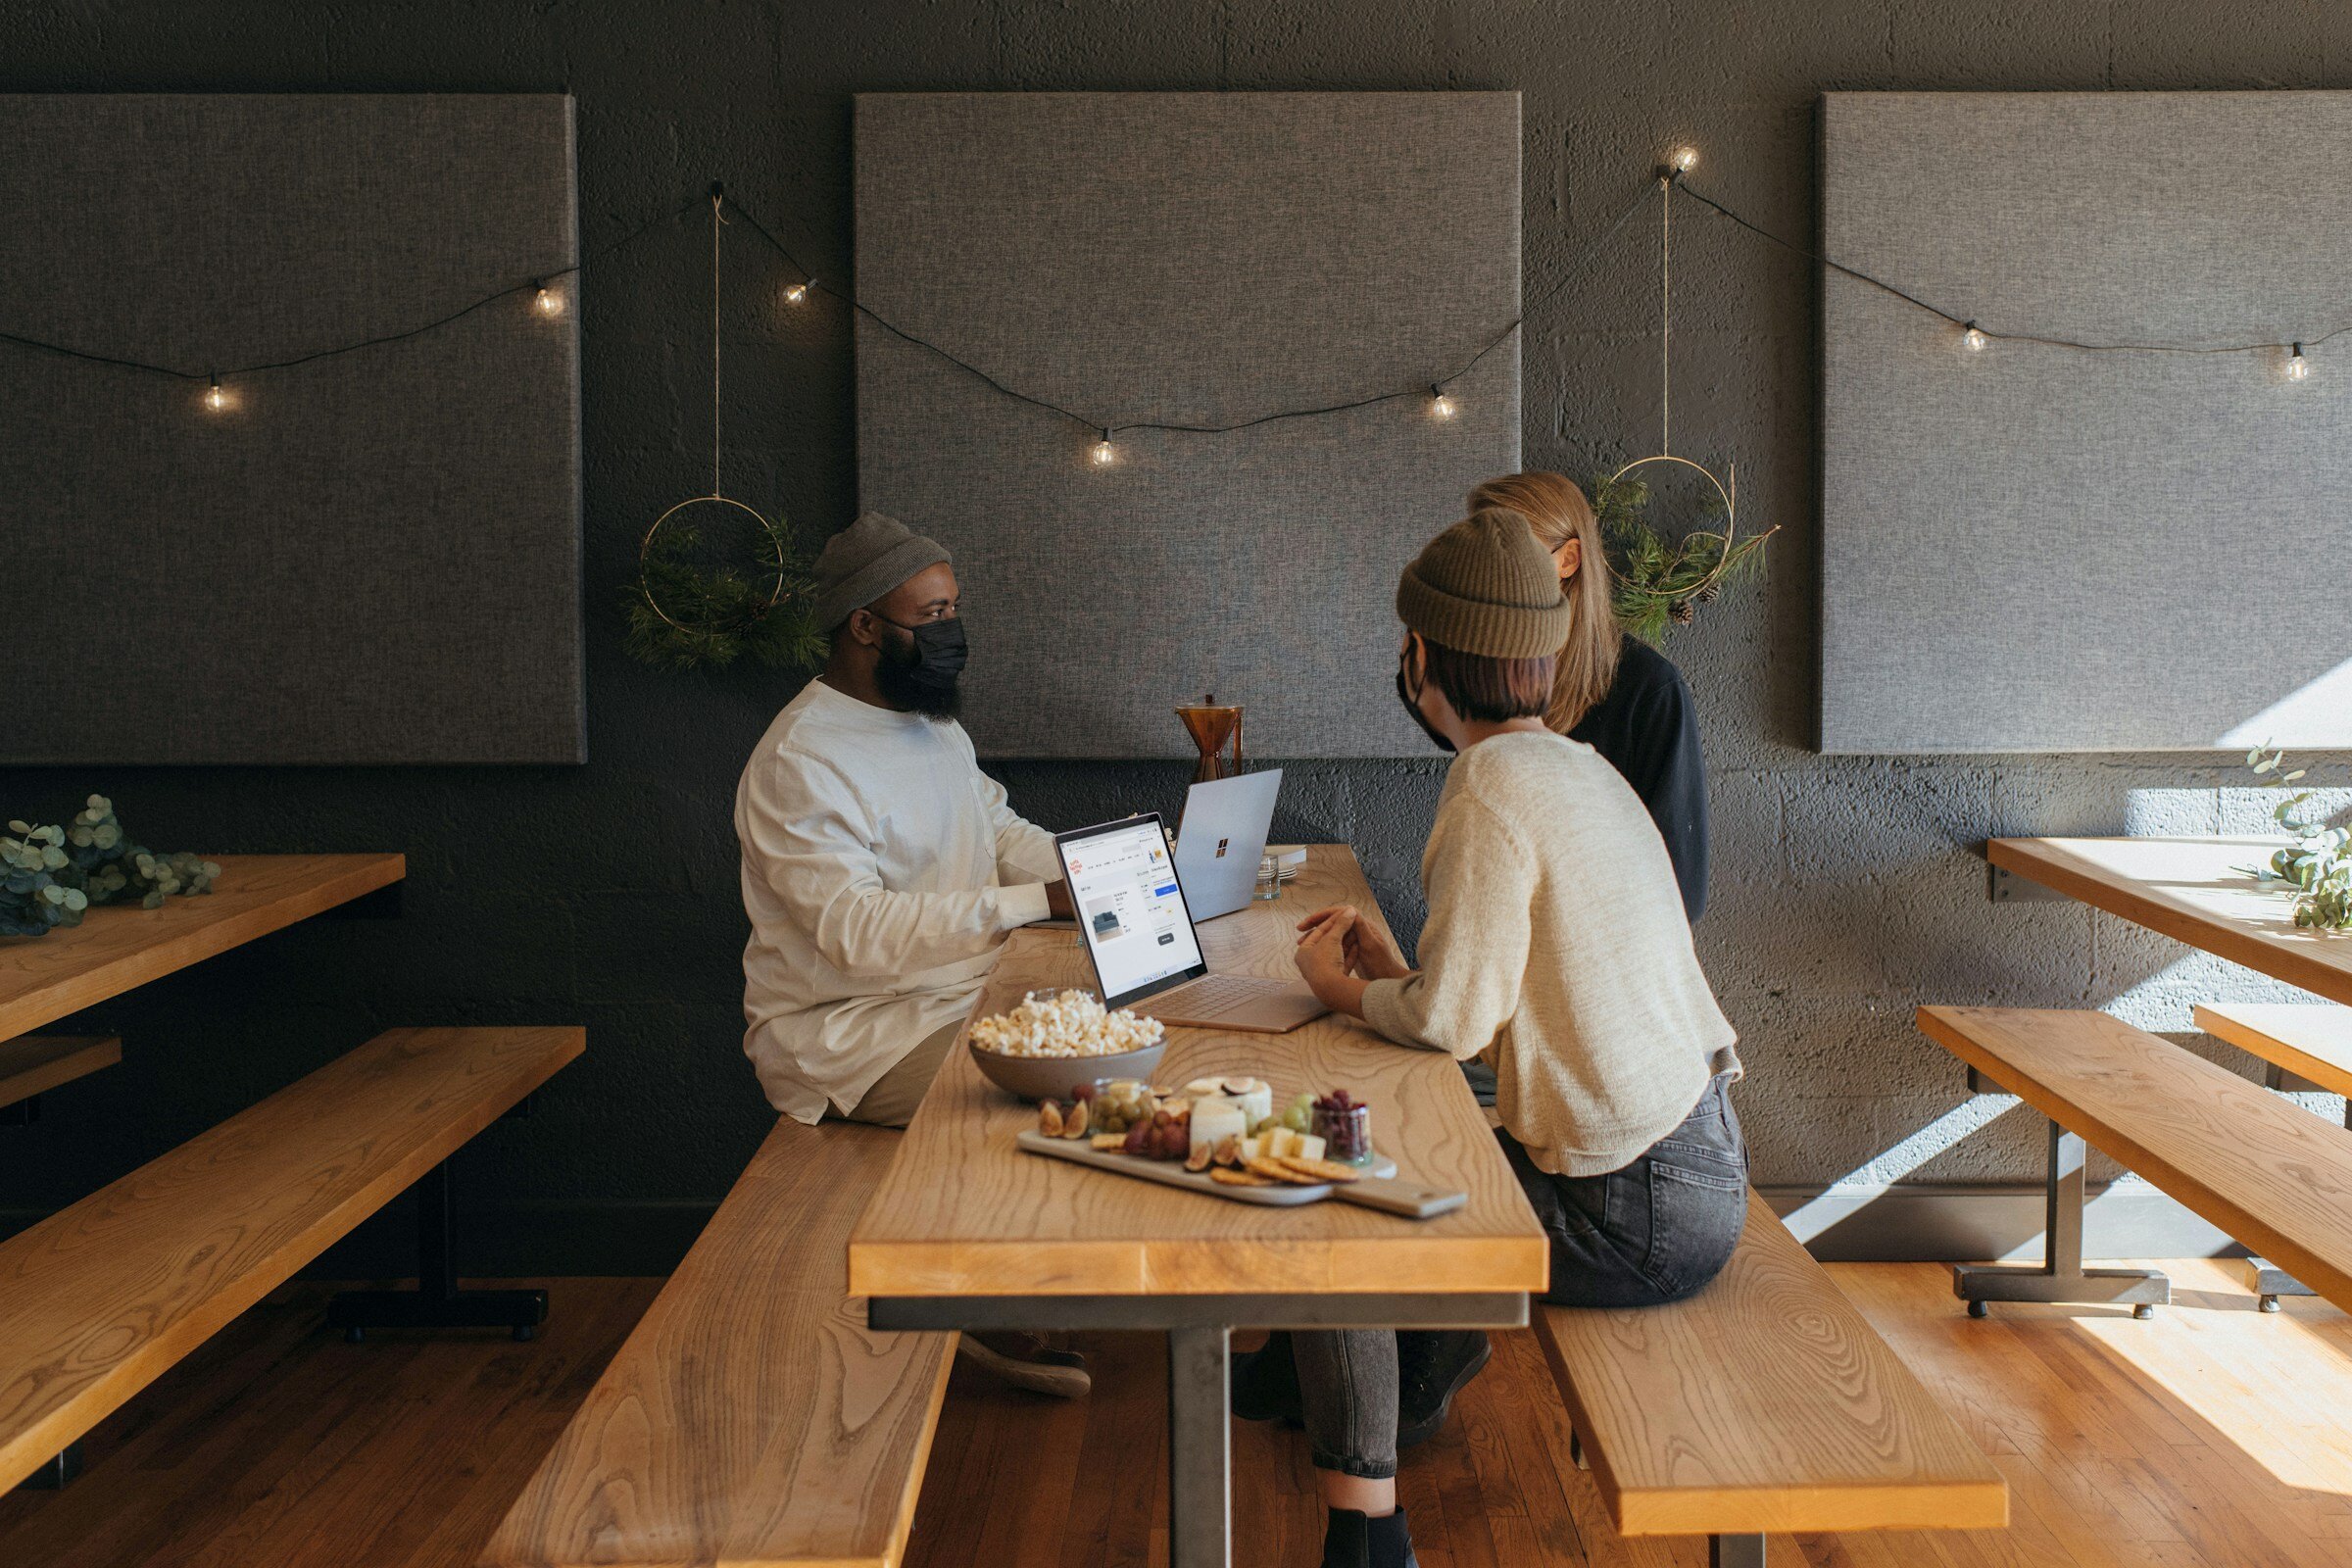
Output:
[2288, 342, 2311, 380]
[1669, 146, 1699, 173]
[203, 373, 228, 413]
[534, 281, 563, 316]
[1430, 384, 1456, 419]
[784, 279, 810, 306]
[1092, 428, 1114, 466]
[1963, 321, 1986, 352]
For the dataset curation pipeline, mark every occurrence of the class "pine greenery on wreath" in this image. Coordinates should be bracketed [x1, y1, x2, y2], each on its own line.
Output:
[623, 507, 828, 672]
[1589, 468, 1771, 643]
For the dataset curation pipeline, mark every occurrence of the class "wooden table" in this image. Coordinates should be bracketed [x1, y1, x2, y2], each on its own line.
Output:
[0, 854, 406, 1045]
[1988, 836, 2352, 1005]
[851, 846, 1546, 1568]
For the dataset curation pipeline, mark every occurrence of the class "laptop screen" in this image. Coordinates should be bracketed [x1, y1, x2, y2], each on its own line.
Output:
[1056, 814, 1207, 1005]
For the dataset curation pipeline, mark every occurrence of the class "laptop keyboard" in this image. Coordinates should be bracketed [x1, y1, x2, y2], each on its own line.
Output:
[1162, 974, 1281, 1018]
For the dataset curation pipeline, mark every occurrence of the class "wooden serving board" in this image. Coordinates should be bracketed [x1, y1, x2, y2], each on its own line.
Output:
[1015, 1132, 1466, 1218]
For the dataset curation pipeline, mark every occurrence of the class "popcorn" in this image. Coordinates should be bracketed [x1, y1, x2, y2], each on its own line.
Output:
[969, 989, 1164, 1058]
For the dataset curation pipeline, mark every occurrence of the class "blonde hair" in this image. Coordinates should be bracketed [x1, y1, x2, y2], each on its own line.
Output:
[1466, 471, 1621, 731]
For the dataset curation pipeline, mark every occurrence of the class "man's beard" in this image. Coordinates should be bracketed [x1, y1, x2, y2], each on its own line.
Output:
[875, 638, 962, 720]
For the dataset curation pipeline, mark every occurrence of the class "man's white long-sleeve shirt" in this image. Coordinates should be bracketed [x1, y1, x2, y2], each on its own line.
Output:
[735, 678, 1060, 1122]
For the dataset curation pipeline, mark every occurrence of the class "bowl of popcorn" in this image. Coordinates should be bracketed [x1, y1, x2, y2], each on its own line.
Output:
[966, 988, 1167, 1102]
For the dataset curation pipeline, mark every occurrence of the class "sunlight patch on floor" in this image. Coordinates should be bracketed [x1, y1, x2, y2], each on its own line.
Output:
[2076, 1257, 2352, 1496]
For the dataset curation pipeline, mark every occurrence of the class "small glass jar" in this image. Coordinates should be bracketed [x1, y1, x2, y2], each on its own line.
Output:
[1253, 855, 1282, 902]
[1312, 1102, 1373, 1165]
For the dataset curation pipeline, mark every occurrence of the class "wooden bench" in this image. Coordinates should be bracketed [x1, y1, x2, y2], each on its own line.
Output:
[0, 1025, 580, 1493]
[480, 1119, 956, 1568]
[1918, 1005, 2352, 1318]
[0, 1035, 119, 1123]
[1532, 1190, 2007, 1567]
[2195, 1002, 2352, 1306]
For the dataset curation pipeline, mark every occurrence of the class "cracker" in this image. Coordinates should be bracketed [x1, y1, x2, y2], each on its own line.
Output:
[1275, 1154, 1363, 1184]
[1244, 1155, 1325, 1186]
[1209, 1167, 1279, 1188]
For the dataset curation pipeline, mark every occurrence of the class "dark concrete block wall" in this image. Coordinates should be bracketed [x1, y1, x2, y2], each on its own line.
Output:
[5, 0, 2349, 1269]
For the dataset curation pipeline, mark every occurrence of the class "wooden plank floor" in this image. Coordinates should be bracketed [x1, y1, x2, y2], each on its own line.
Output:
[6, 1264, 2352, 1566]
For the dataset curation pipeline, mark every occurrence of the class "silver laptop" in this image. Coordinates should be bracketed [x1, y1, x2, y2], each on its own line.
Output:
[1174, 768, 1284, 921]
[1054, 812, 1327, 1034]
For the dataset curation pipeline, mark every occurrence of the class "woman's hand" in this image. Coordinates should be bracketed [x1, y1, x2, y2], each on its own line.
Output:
[1296, 905, 1410, 982]
[1295, 907, 1371, 1018]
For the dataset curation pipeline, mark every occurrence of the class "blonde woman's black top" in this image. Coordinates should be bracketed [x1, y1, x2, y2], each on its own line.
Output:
[1567, 634, 1708, 919]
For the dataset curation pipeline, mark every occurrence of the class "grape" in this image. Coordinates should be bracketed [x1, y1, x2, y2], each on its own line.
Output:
[1282, 1106, 1310, 1133]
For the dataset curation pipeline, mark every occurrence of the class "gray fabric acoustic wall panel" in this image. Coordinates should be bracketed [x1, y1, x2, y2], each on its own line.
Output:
[1821, 91, 2352, 755]
[855, 92, 1520, 759]
[0, 94, 582, 765]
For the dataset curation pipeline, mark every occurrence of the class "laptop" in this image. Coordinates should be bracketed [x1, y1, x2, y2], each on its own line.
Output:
[1054, 812, 1328, 1034]
[1173, 767, 1284, 921]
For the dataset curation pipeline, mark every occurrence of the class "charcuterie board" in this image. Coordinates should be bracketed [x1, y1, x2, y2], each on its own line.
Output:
[1015, 1132, 1466, 1218]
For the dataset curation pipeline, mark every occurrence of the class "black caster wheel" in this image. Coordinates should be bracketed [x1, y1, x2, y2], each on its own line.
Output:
[344, 1326, 367, 1345]
[2260, 1295, 2281, 1313]
[1967, 1299, 1989, 1319]
[513, 1324, 536, 1343]
[2132, 1303, 2157, 1321]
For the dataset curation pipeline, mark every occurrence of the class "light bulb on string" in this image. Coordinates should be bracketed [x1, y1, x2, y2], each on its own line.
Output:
[1669, 146, 1699, 174]
[1962, 321, 1986, 352]
[1430, 384, 1456, 420]
[784, 278, 811, 306]
[2288, 342, 2311, 381]
[1092, 428, 1115, 466]
[203, 374, 228, 413]
[534, 280, 563, 317]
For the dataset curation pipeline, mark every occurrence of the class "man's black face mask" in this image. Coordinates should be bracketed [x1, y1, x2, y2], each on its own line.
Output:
[872, 613, 967, 720]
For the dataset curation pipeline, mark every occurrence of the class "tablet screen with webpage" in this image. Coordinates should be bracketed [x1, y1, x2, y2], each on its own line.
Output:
[1057, 815, 1206, 1004]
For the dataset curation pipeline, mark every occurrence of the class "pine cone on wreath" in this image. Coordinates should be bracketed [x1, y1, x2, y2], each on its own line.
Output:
[1669, 598, 1696, 624]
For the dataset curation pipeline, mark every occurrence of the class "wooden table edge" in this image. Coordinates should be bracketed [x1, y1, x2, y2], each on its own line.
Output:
[846, 1236, 1550, 1299]
[1985, 837, 2352, 1007]
[0, 852, 407, 1044]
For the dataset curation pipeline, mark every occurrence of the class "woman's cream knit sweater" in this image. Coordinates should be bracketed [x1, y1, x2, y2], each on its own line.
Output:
[1361, 731, 1740, 1177]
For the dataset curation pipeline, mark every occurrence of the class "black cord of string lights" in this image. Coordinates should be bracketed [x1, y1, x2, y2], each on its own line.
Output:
[8, 166, 2340, 417]
[1670, 173, 2352, 359]
[0, 191, 704, 387]
[717, 179, 1655, 443]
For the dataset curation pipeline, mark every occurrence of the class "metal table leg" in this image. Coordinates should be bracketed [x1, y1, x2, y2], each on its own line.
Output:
[1953, 1117, 2168, 1318]
[1711, 1534, 1766, 1568]
[1168, 1326, 1232, 1568]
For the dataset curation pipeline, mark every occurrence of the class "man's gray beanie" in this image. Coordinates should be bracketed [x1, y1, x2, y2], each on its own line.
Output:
[809, 512, 951, 632]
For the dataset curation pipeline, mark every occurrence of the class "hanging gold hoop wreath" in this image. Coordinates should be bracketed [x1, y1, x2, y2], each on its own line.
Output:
[626, 187, 815, 667]
[1601, 168, 1776, 638]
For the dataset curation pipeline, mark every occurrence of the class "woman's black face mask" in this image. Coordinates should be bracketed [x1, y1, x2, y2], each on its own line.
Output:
[1395, 662, 1455, 754]
[873, 613, 968, 718]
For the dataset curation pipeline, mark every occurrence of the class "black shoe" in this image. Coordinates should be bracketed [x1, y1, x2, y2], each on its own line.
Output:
[1320, 1506, 1418, 1568]
[1395, 1330, 1490, 1449]
[1230, 1330, 1304, 1425]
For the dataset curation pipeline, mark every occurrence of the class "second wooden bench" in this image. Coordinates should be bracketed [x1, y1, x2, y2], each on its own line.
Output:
[1533, 1190, 2007, 1567]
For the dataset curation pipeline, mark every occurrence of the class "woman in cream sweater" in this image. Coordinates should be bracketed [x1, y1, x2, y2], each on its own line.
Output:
[1282, 507, 1746, 1568]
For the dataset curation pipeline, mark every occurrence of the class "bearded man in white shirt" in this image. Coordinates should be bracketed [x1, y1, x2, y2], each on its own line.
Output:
[735, 514, 1088, 1396]
[735, 511, 1076, 1129]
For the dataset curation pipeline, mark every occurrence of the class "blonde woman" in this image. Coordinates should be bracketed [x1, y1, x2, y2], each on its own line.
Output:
[1468, 471, 1707, 919]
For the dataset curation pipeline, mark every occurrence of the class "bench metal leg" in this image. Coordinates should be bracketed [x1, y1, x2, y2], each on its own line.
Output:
[1953, 1118, 2168, 1319]
[2233, 1075, 2344, 1310]
[327, 1160, 546, 1342]
[10, 1440, 81, 1491]
[1711, 1534, 1765, 1568]
[2243, 1257, 2312, 1312]
[1168, 1326, 1231, 1568]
